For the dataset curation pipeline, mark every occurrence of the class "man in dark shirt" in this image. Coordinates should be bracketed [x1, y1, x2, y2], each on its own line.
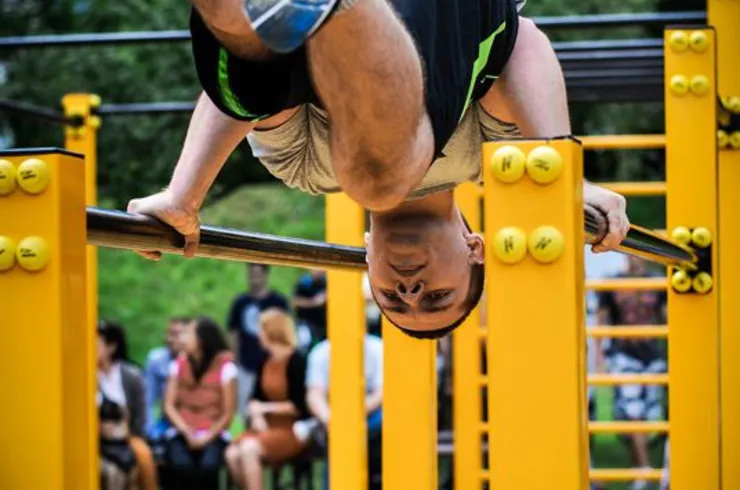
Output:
[293, 270, 327, 346]
[227, 263, 289, 420]
[597, 256, 667, 490]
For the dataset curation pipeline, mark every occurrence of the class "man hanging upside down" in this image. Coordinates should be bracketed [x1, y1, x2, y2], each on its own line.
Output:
[128, 0, 630, 338]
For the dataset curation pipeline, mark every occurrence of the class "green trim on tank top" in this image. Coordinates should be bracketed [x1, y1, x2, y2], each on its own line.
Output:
[218, 48, 265, 121]
[460, 21, 507, 122]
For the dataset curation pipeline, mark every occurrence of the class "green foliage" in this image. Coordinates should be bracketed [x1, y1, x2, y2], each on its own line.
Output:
[99, 184, 325, 363]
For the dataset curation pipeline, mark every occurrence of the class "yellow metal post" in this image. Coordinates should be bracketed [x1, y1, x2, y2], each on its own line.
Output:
[62, 93, 100, 490]
[708, 1, 740, 487]
[664, 28, 720, 490]
[325, 193, 366, 490]
[482, 139, 588, 489]
[0, 149, 93, 490]
[452, 182, 483, 490]
[383, 319, 438, 490]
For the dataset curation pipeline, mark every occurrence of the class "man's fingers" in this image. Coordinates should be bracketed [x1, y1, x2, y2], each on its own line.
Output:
[183, 232, 200, 259]
[135, 250, 162, 261]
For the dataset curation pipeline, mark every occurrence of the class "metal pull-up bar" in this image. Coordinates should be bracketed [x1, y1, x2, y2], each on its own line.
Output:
[87, 205, 697, 271]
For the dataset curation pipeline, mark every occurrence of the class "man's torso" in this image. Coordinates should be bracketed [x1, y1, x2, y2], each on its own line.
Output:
[231, 291, 288, 370]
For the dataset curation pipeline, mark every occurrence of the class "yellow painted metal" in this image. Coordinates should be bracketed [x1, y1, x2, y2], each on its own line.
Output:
[0, 150, 93, 490]
[483, 139, 588, 490]
[452, 182, 482, 490]
[588, 373, 669, 386]
[383, 317, 438, 490]
[61, 94, 99, 489]
[579, 134, 666, 150]
[586, 277, 667, 291]
[590, 469, 665, 481]
[665, 28, 720, 490]
[598, 182, 666, 196]
[325, 193, 366, 490]
[709, 2, 740, 488]
[587, 326, 669, 338]
[588, 421, 670, 434]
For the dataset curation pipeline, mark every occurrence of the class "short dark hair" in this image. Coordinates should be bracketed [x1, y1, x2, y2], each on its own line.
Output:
[97, 320, 130, 362]
[377, 216, 485, 340]
[169, 316, 192, 325]
[247, 263, 270, 273]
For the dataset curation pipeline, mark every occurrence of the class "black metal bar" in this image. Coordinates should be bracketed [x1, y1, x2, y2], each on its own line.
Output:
[97, 102, 196, 115]
[0, 99, 79, 126]
[87, 205, 696, 272]
[0, 11, 705, 50]
[534, 11, 705, 30]
[552, 38, 663, 52]
[86, 207, 368, 271]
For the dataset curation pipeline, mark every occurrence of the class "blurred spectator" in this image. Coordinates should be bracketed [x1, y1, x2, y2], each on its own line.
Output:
[362, 273, 382, 337]
[145, 317, 187, 439]
[294, 270, 328, 347]
[598, 255, 667, 490]
[228, 264, 289, 423]
[661, 439, 670, 490]
[163, 317, 237, 490]
[306, 327, 383, 490]
[97, 321, 157, 490]
[225, 309, 310, 490]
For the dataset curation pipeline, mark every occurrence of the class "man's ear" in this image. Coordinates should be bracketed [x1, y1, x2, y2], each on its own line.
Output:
[466, 232, 485, 265]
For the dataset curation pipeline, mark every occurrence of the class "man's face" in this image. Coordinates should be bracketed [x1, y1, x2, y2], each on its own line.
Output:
[366, 213, 483, 334]
[166, 321, 183, 353]
[248, 264, 268, 291]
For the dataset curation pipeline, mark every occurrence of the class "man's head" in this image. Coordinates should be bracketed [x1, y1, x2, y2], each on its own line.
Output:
[365, 199, 485, 339]
[166, 316, 188, 354]
[247, 263, 270, 292]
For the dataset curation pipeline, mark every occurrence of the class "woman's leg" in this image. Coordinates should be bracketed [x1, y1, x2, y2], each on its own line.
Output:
[238, 438, 265, 490]
[226, 442, 246, 488]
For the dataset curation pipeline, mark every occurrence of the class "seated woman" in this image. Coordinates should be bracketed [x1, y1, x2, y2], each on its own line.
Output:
[163, 316, 237, 490]
[97, 321, 158, 490]
[226, 308, 311, 490]
[98, 390, 138, 490]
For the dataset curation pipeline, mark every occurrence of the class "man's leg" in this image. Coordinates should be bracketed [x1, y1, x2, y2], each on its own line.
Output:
[306, 0, 434, 210]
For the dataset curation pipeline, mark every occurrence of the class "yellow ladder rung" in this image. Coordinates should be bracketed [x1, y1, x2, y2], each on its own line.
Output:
[587, 277, 667, 292]
[588, 421, 669, 434]
[588, 373, 669, 385]
[580, 134, 666, 150]
[599, 182, 667, 197]
[589, 468, 665, 481]
[588, 326, 669, 338]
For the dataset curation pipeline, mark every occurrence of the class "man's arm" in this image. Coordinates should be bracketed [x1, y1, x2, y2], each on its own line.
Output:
[143, 353, 160, 434]
[365, 388, 383, 414]
[307, 387, 331, 425]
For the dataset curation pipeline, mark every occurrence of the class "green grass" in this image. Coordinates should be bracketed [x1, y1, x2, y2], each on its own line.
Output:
[99, 183, 326, 364]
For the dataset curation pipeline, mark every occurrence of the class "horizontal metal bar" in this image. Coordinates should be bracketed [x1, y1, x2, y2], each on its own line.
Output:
[580, 134, 666, 150]
[559, 48, 663, 62]
[586, 277, 668, 291]
[86, 207, 366, 272]
[534, 10, 705, 30]
[553, 38, 663, 53]
[589, 468, 664, 481]
[588, 326, 669, 338]
[598, 182, 667, 197]
[588, 374, 669, 386]
[97, 102, 196, 115]
[0, 30, 191, 49]
[0, 99, 77, 126]
[588, 421, 669, 434]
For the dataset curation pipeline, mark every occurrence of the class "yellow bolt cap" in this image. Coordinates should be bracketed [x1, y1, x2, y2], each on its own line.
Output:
[528, 226, 565, 264]
[0, 236, 16, 272]
[718, 130, 729, 149]
[671, 270, 692, 293]
[490, 145, 526, 183]
[668, 31, 689, 52]
[0, 159, 17, 196]
[526, 146, 563, 184]
[727, 96, 740, 114]
[89, 94, 102, 108]
[671, 226, 692, 245]
[693, 272, 713, 294]
[492, 227, 528, 264]
[89, 115, 102, 130]
[669, 75, 689, 96]
[689, 31, 709, 52]
[691, 227, 712, 248]
[689, 75, 710, 96]
[16, 236, 51, 272]
[16, 158, 51, 195]
[730, 132, 740, 150]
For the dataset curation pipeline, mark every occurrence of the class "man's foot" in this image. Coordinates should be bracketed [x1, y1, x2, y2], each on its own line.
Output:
[244, 0, 339, 53]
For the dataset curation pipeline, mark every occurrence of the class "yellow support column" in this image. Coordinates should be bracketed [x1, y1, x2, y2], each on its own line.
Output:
[325, 193, 366, 490]
[664, 28, 720, 490]
[62, 93, 100, 490]
[708, 1, 740, 487]
[0, 149, 93, 490]
[452, 182, 483, 490]
[383, 319, 438, 490]
[482, 139, 588, 490]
